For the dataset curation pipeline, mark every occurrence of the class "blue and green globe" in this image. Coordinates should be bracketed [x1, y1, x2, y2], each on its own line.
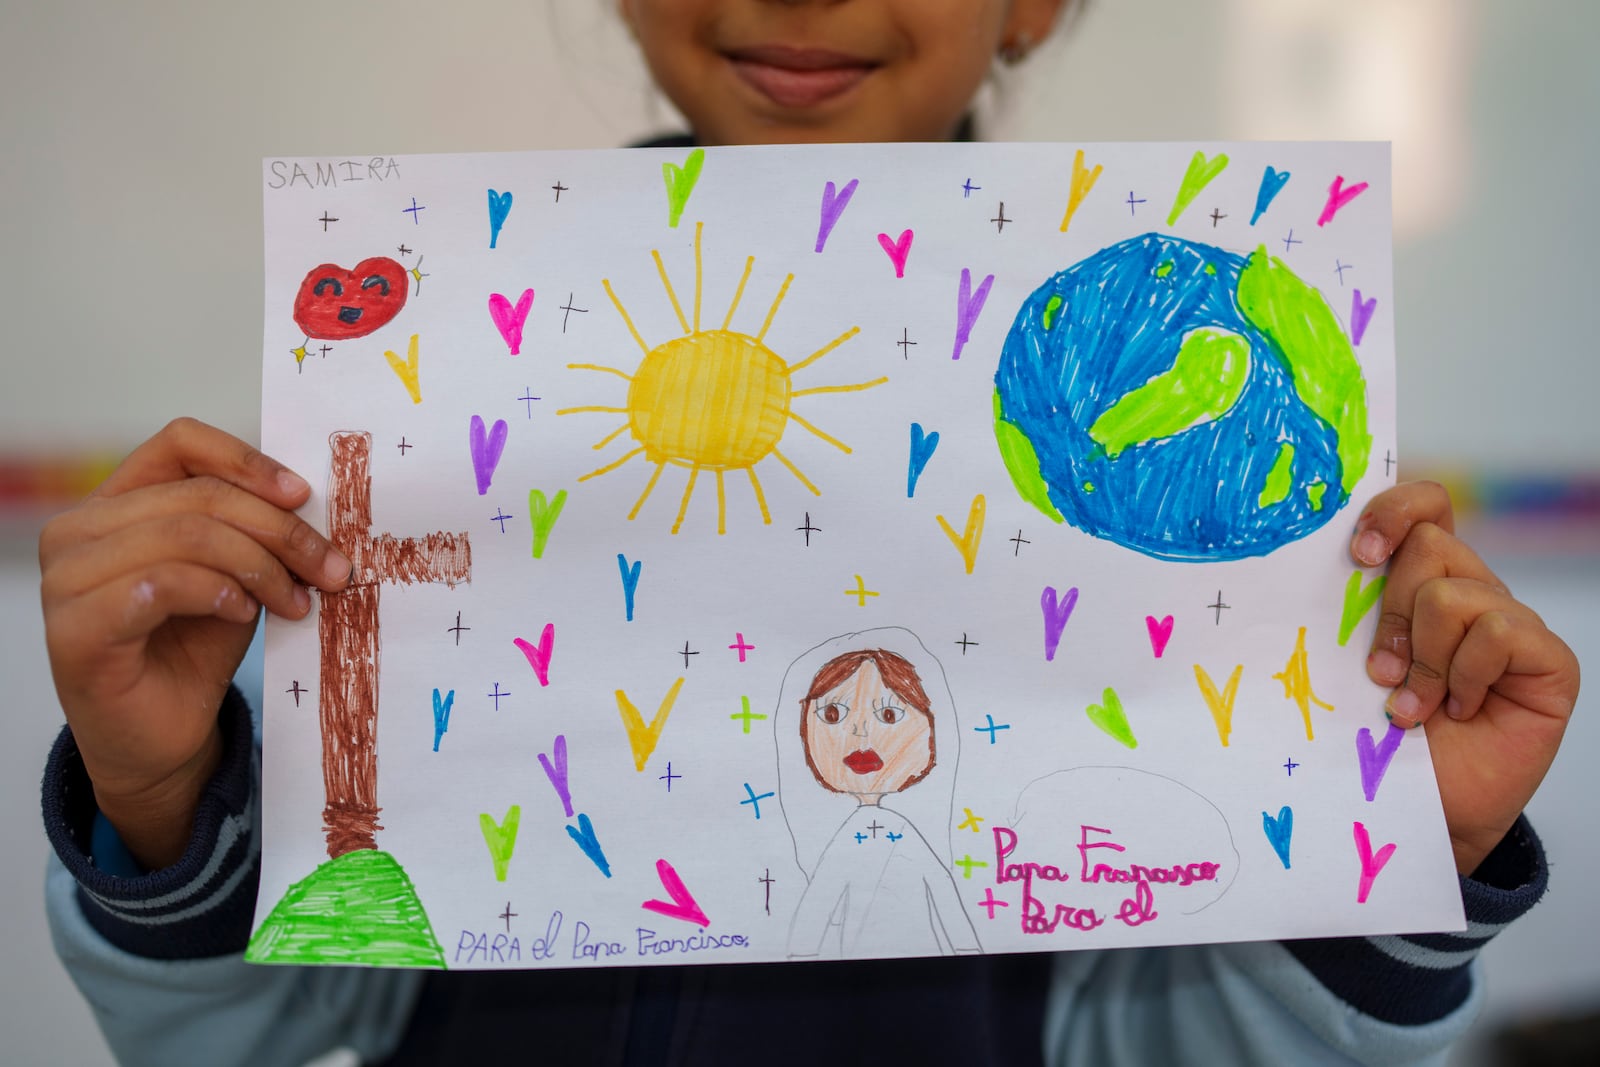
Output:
[993, 233, 1371, 562]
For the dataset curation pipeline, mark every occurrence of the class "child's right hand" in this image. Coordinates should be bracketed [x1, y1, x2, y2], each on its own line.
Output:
[39, 418, 351, 868]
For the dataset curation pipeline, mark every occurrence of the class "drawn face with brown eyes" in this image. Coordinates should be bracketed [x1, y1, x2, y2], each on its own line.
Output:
[292, 257, 410, 340]
[800, 649, 934, 803]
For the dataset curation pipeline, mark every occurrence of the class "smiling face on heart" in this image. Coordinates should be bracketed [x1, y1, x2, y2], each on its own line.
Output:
[293, 257, 409, 340]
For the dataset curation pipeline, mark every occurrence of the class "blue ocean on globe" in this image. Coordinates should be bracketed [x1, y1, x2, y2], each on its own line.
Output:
[993, 233, 1371, 562]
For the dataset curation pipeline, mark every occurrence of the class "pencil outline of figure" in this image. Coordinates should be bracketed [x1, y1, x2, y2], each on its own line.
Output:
[775, 627, 981, 960]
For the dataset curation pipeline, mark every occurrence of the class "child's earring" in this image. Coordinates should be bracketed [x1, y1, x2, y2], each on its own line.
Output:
[999, 30, 1034, 66]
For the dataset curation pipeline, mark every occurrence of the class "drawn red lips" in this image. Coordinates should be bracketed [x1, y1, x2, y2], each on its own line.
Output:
[843, 749, 884, 775]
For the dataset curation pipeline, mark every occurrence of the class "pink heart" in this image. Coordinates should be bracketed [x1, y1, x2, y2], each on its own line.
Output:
[1145, 615, 1174, 658]
[876, 229, 914, 278]
[488, 288, 535, 355]
[641, 858, 711, 927]
[513, 623, 555, 687]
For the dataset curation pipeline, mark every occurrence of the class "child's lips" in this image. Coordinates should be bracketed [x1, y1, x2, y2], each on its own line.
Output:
[725, 46, 875, 110]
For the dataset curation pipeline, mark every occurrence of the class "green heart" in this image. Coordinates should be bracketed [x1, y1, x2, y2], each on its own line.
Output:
[479, 804, 522, 882]
[1337, 569, 1386, 646]
[528, 487, 568, 559]
[662, 148, 705, 229]
[1085, 687, 1138, 749]
[1166, 150, 1230, 226]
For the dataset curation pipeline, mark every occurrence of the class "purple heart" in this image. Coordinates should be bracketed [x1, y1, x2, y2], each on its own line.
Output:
[1350, 289, 1377, 346]
[1041, 585, 1079, 661]
[814, 178, 859, 253]
[538, 734, 574, 818]
[1355, 722, 1405, 802]
[469, 414, 508, 495]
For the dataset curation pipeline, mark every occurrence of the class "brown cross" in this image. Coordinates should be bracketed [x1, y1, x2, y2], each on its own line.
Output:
[319, 431, 472, 858]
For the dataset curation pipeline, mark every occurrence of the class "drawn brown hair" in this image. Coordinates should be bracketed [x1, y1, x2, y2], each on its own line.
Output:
[799, 648, 936, 794]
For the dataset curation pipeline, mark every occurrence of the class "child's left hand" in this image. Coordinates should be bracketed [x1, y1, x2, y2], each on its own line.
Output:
[1352, 481, 1580, 876]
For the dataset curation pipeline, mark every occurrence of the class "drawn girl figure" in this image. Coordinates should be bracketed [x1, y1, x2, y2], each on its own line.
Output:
[776, 628, 980, 960]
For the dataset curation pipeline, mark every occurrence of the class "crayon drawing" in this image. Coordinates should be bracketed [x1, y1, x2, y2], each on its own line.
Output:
[995, 233, 1370, 561]
[560, 223, 885, 535]
[777, 630, 979, 959]
[247, 432, 469, 966]
[256, 141, 1463, 972]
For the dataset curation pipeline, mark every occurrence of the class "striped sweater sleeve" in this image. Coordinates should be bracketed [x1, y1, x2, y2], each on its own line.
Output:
[40, 685, 260, 960]
[1283, 814, 1547, 1025]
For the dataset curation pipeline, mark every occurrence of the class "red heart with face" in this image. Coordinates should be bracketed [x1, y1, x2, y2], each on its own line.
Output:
[292, 257, 409, 340]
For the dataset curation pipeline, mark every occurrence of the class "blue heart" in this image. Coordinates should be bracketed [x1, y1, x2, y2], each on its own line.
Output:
[565, 813, 612, 878]
[487, 188, 514, 249]
[1262, 805, 1293, 869]
[907, 422, 940, 498]
[1251, 166, 1292, 226]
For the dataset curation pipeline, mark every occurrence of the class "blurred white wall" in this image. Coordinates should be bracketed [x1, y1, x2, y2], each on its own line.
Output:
[2, 2, 1593, 1065]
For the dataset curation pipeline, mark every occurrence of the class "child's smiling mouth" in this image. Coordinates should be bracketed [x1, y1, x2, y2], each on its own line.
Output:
[724, 45, 877, 110]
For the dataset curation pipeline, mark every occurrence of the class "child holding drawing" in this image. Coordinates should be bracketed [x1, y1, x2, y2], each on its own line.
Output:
[38, 1, 1580, 1064]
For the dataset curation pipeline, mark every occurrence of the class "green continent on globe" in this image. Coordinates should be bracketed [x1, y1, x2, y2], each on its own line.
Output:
[1088, 327, 1251, 459]
[1236, 246, 1372, 496]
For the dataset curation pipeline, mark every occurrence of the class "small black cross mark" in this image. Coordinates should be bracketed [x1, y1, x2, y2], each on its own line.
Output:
[397, 437, 412, 455]
[955, 633, 979, 654]
[286, 680, 307, 706]
[448, 611, 471, 645]
[560, 292, 588, 333]
[679, 641, 700, 669]
[797, 512, 820, 546]
[1210, 208, 1226, 227]
[1010, 529, 1030, 556]
[499, 902, 518, 932]
[318, 212, 339, 231]
[991, 202, 1012, 233]
[897, 328, 917, 359]
[552, 181, 568, 202]
[1208, 590, 1232, 625]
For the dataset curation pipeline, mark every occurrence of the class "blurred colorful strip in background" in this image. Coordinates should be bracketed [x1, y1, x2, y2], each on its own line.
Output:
[0, 453, 121, 532]
[0, 452, 1593, 555]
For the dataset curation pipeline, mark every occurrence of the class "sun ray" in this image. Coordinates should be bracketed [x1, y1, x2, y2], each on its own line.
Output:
[556, 405, 630, 415]
[628, 462, 668, 521]
[746, 467, 772, 525]
[770, 448, 822, 496]
[785, 326, 862, 376]
[721, 255, 755, 331]
[567, 362, 634, 382]
[651, 250, 691, 336]
[603, 279, 652, 356]
[672, 467, 700, 534]
[579, 447, 647, 482]
[590, 423, 632, 451]
[715, 470, 726, 535]
[787, 411, 852, 454]
[791, 376, 890, 398]
[693, 221, 704, 334]
[756, 274, 795, 343]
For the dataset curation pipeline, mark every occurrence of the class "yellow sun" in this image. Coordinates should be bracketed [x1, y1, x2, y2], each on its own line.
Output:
[558, 222, 887, 534]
